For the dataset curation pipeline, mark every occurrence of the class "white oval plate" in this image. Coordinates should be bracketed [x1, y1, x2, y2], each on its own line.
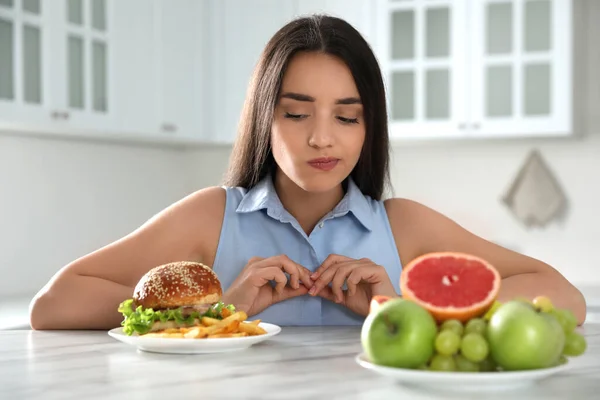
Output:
[108, 322, 281, 354]
[355, 353, 570, 392]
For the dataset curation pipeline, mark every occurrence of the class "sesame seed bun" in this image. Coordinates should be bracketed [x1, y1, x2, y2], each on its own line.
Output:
[132, 261, 222, 310]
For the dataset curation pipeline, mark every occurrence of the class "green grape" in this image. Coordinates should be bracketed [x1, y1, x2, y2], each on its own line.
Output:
[464, 318, 487, 335]
[435, 330, 461, 356]
[440, 319, 464, 336]
[460, 332, 489, 363]
[479, 356, 497, 372]
[558, 309, 578, 332]
[550, 309, 577, 333]
[454, 354, 479, 372]
[549, 309, 568, 331]
[418, 364, 429, 370]
[562, 331, 587, 356]
[429, 354, 457, 372]
[532, 295, 554, 312]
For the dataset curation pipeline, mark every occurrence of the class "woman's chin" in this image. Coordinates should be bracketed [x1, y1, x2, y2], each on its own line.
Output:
[292, 173, 346, 193]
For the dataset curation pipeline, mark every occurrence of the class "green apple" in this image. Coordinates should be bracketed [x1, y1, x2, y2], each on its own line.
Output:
[487, 300, 565, 370]
[361, 298, 437, 369]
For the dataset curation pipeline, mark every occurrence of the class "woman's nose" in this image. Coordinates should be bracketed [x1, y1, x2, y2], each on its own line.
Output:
[307, 118, 335, 148]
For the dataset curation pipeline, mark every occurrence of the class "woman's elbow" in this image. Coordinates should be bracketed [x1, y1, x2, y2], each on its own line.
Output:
[572, 290, 587, 326]
[29, 294, 52, 330]
[28, 277, 65, 330]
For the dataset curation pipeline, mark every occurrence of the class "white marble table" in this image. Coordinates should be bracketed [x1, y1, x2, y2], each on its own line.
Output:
[1, 324, 599, 400]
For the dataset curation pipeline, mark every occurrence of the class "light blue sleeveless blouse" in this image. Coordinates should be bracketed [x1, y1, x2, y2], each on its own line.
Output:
[212, 175, 403, 326]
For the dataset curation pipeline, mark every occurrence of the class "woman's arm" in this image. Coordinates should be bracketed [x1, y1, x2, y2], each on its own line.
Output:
[30, 273, 134, 330]
[29, 187, 226, 330]
[385, 198, 587, 324]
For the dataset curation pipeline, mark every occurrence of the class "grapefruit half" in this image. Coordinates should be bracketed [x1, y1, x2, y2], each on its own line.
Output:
[400, 252, 501, 323]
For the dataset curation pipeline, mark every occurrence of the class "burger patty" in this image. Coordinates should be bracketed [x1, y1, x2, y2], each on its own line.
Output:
[148, 304, 214, 333]
[155, 303, 212, 317]
[149, 319, 201, 332]
[180, 304, 212, 316]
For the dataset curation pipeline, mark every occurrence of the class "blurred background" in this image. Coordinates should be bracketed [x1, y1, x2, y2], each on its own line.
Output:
[0, 0, 598, 327]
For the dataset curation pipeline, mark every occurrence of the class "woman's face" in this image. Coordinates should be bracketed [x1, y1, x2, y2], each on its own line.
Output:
[271, 52, 366, 193]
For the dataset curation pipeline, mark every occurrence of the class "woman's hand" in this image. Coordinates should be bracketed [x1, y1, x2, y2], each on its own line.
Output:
[222, 255, 314, 317]
[308, 254, 398, 316]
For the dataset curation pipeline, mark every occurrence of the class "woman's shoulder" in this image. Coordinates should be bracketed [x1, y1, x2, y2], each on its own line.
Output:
[162, 186, 228, 265]
[382, 197, 446, 266]
[383, 197, 427, 218]
[382, 197, 459, 233]
[173, 186, 227, 219]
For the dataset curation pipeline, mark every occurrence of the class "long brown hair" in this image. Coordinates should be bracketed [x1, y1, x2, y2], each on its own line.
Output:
[223, 14, 391, 200]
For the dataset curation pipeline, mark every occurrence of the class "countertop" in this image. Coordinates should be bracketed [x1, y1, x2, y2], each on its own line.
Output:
[3, 284, 599, 329]
[1, 324, 599, 400]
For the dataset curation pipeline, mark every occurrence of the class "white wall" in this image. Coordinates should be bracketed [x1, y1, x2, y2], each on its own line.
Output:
[0, 135, 194, 297]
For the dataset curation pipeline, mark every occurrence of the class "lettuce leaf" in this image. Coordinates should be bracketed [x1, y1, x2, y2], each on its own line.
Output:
[117, 299, 236, 336]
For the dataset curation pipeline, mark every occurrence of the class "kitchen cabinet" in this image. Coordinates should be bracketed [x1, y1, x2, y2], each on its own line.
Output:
[0, 0, 114, 133]
[0, 0, 207, 145]
[293, 0, 373, 42]
[0, 0, 581, 146]
[372, 0, 574, 140]
[204, 0, 377, 144]
[153, 0, 204, 139]
[204, 0, 296, 144]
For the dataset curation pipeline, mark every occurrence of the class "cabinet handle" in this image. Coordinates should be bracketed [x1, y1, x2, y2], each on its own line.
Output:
[51, 111, 70, 120]
[472, 123, 480, 129]
[161, 123, 177, 133]
[458, 123, 467, 129]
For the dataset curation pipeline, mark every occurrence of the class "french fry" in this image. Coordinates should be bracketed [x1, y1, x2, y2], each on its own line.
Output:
[220, 307, 233, 318]
[141, 309, 267, 339]
[200, 316, 220, 326]
[183, 326, 209, 339]
[238, 322, 268, 336]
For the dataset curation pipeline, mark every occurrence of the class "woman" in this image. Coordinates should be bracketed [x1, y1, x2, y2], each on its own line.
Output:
[29, 15, 586, 329]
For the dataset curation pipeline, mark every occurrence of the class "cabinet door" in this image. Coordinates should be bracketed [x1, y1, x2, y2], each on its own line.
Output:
[110, 0, 157, 136]
[208, 0, 296, 144]
[0, 0, 53, 126]
[469, 0, 572, 137]
[154, 0, 202, 139]
[374, 0, 468, 140]
[53, 0, 114, 132]
[293, 0, 374, 42]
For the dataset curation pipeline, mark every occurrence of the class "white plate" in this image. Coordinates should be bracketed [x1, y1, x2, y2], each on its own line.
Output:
[108, 322, 281, 354]
[355, 353, 571, 392]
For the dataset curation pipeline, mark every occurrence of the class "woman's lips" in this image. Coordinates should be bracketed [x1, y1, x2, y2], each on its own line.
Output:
[307, 158, 340, 171]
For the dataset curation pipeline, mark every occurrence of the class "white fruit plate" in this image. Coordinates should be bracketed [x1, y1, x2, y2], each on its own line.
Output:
[355, 353, 571, 392]
[108, 322, 281, 354]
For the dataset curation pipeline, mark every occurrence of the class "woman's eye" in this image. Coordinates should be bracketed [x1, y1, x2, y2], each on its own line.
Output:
[284, 112, 306, 120]
[337, 116, 359, 124]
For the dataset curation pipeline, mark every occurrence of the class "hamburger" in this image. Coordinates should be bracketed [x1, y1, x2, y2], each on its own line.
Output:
[118, 261, 235, 336]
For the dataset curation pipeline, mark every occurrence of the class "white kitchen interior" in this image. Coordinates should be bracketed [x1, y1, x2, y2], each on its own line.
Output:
[0, 0, 599, 329]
